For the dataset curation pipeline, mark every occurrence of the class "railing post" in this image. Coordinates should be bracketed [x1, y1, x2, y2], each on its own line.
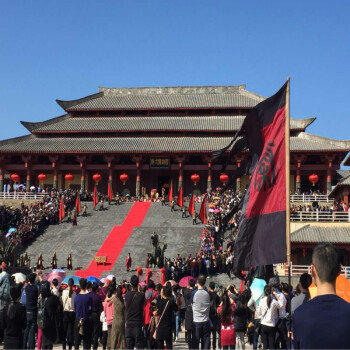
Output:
[303, 193, 305, 202]
[316, 209, 319, 222]
[348, 211, 350, 223]
[299, 212, 302, 221]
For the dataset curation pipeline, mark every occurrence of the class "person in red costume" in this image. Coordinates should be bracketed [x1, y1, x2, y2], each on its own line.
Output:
[125, 253, 132, 272]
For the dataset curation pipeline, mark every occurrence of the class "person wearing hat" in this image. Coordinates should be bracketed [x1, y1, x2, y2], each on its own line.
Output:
[124, 275, 145, 349]
[2, 284, 27, 349]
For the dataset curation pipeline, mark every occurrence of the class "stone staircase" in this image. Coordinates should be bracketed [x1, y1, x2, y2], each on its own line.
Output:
[23, 202, 241, 288]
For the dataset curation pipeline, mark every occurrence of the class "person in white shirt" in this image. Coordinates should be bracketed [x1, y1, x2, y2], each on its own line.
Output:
[51, 278, 60, 297]
[256, 285, 283, 350]
[61, 278, 76, 350]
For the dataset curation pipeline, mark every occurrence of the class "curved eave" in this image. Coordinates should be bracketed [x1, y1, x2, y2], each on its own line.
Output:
[21, 114, 69, 132]
[56, 92, 103, 111]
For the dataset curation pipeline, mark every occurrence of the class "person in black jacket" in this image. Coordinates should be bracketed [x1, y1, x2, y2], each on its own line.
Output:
[40, 281, 62, 349]
[2, 284, 27, 349]
[155, 286, 178, 350]
[183, 279, 195, 349]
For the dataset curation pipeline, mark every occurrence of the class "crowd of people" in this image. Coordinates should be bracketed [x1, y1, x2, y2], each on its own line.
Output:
[166, 188, 244, 281]
[0, 191, 80, 247]
[0, 242, 348, 349]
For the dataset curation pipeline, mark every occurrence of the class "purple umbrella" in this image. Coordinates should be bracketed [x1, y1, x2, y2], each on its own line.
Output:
[214, 209, 220, 213]
[208, 209, 215, 213]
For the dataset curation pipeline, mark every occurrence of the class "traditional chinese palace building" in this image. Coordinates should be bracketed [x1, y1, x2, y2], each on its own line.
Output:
[0, 85, 349, 199]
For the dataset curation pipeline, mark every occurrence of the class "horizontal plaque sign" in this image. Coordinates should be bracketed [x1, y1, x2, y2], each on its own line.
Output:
[150, 156, 170, 168]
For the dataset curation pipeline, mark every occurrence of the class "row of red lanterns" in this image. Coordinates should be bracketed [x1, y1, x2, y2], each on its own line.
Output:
[10, 172, 320, 187]
[10, 173, 130, 185]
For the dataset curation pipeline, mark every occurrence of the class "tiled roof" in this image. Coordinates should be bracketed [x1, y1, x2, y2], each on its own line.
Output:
[291, 225, 350, 244]
[0, 133, 349, 153]
[291, 133, 350, 151]
[329, 174, 350, 197]
[21, 115, 314, 133]
[56, 85, 266, 111]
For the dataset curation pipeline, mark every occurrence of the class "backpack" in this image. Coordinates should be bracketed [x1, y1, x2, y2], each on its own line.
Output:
[37, 298, 48, 329]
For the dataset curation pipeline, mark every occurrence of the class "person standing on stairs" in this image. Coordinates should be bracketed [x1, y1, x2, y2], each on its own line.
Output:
[125, 253, 132, 272]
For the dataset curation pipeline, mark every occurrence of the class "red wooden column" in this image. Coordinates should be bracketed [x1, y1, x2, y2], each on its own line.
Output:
[207, 161, 212, 191]
[0, 160, 5, 192]
[236, 159, 241, 191]
[77, 155, 87, 192]
[326, 159, 333, 193]
[132, 155, 142, 197]
[296, 160, 301, 193]
[49, 156, 59, 190]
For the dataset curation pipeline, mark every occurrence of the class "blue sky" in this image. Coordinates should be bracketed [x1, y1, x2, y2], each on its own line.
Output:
[0, 1, 349, 160]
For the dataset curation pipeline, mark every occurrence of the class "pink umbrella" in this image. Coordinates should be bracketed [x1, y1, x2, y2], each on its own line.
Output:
[208, 209, 215, 213]
[139, 282, 147, 286]
[46, 270, 66, 287]
[214, 209, 220, 213]
[179, 276, 197, 287]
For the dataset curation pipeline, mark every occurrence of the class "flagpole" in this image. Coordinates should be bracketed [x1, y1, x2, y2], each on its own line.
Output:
[286, 77, 291, 264]
[286, 77, 292, 346]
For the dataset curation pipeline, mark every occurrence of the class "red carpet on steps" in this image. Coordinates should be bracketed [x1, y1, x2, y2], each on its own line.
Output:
[75, 202, 151, 278]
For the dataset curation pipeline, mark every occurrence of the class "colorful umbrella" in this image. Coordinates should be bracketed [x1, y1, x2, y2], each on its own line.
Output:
[250, 278, 266, 302]
[62, 275, 81, 286]
[208, 209, 215, 213]
[52, 268, 65, 273]
[139, 282, 147, 286]
[179, 276, 197, 287]
[208, 203, 215, 208]
[106, 274, 115, 281]
[214, 209, 220, 213]
[87, 276, 101, 284]
[12, 272, 26, 284]
[100, 278, 107, 284]
[47, 270, 66, 287]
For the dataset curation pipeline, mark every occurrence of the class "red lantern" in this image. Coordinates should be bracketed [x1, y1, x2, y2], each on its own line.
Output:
[220, 174, 229, 186]
[38, 173, 47, 183]
[120, 173, 129, 185]
[92, 173, 102, 185]
[65, 173, 74, 187]
[11, 173, 20, 184]
[309, 174, 319, 186]
[38, 173, 47, 189]
[191, 174, 200, 186]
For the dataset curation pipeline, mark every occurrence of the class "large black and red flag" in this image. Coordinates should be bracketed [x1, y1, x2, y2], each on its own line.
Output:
[213, 81, 288, 276]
